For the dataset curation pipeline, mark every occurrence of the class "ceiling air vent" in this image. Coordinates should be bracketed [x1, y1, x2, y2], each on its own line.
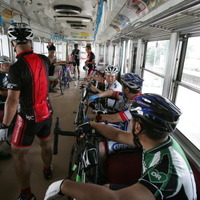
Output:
[67, 21, 82, 24]
[53, 5, 82, 15]
[70, 24, 86, 29]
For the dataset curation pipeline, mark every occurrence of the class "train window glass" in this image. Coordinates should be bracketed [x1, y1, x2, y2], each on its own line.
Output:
[176, 86, 200, 150]
[182, 37, 200, 88]
[145, 40, 169, 75]
[0, 35, 10, 57]
[43, 42, 49, 56]
[33, 42, 41, 54]
[142, 70, 164, 95]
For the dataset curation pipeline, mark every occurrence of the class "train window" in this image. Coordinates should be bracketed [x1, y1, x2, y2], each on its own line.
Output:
[43, 42, 49, 56]
[145, 40, 169, 75]
[0, 35, 10, 57]
[142, 40, 169, 95]
[182, 37, 200, 88]
[175, 86, 200, 150]
[33, 42, 41, 54]
[142, 70, 164, 95]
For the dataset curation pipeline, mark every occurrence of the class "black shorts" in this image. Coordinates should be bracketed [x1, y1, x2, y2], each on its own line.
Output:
[11, 114, 52, 147]
[73, 59, 80, 67]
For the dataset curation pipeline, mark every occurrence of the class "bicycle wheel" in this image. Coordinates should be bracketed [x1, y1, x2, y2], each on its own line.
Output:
[77, 102, 84, 125]
[60, 76, 67, 95]
[68, 143, 85, 182]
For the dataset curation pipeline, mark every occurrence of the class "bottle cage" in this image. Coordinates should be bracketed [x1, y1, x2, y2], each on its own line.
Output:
[82, 147, 98, 170]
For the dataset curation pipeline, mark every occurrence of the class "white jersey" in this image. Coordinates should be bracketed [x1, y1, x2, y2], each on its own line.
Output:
[105, 80, 122, 109]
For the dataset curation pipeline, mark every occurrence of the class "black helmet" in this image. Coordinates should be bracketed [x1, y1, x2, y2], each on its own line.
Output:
[8, 22, 33, 44]
[130, 93, 182, 134]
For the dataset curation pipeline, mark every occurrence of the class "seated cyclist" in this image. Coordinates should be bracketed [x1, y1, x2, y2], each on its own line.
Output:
[84, 65, 122, 112]
[87, 73, 143, 132]
[0, 56, 11, 110]
[45, 93, 197, 200]
[0, 56, 12, 159]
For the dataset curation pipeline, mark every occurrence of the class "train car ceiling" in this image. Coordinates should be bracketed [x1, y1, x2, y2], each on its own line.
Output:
[0, 0, 200, 42]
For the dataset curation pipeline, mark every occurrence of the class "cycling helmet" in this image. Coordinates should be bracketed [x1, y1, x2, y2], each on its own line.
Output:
[0, 56, 11, 64]
[105, 65, 119, 75]
[121, 73, 143, 90]
[130, 93, 182, 134]
[8, 22, 33, 44]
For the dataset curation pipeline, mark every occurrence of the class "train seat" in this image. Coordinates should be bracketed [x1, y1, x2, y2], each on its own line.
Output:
[106, 149, 142, 185]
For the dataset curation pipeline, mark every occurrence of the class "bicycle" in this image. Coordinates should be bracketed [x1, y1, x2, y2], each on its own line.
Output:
[74, 80, 98, 125]
[54, 117, 101, 186]
[59, 64, 70, 95]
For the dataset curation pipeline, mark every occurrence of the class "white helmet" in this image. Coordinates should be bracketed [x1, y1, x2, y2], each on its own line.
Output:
[0, 56, 11, 64]
[105, 65, 119, 75]
[8, 22, 33, 44]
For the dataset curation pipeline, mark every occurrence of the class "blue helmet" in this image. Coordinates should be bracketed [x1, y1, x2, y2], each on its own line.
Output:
[130, 93, 182, 134]
[121, 73, 143, 91]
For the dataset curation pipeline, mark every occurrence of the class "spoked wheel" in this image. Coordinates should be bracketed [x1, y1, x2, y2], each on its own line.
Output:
[68, 143, 80, 182]
[60, 77, 67, 95]
[76, 103, 84, 125]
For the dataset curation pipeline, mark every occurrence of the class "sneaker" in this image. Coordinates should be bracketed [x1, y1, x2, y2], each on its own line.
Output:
[17, 193, 36, 200]
[49, 87, 57, 93]
[0, 151, 12, 160]
[43, 165, 53, 180]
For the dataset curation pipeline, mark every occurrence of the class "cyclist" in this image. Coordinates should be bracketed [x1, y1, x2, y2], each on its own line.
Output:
[87, 73, 143, 131]
[71, 43, 80, 79]
[85, 45, 96, 76]
[45, 93, 197, 200]
[0, 56, 11, 109]
[0, 23, 53, 200]
[0, 55, 12, 160]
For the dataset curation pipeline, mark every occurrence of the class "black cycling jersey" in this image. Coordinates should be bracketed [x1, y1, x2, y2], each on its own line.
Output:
[86, 51, 95, 70]
[7, 50, 52, 122]
[71, 49, 80, 60]
[0, 72, 8, 103]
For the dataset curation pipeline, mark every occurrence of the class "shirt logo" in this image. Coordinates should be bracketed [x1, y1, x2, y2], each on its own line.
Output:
[148, 169, 167, 183]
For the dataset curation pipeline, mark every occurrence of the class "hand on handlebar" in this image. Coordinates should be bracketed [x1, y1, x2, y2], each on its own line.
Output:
[75, 122, 93, 136]
[89, 94, 100, 102]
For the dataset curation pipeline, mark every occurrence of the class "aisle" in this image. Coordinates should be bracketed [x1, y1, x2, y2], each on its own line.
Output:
[0, 81, 82, 200]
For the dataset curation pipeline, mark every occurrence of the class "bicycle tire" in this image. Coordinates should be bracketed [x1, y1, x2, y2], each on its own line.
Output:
[68, 143, 79, 181]
[60, 76, 67, 95]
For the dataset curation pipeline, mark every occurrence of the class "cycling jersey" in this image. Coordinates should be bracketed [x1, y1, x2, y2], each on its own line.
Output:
[7, 50, 52, 122]
[71, 49, 80, 66]
[0, 72, 8, 103]
[139, 136, 197, 200]
[106, 80, 122, 109]
[86, 52, 95, 72]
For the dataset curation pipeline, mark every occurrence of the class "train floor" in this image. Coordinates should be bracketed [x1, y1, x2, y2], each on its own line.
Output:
[0, 75, 84, 200]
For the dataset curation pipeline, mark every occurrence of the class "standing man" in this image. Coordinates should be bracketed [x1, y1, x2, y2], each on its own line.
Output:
[0, 23, 53, 200]
[71, 43, 80, 79]
[85, 45, 96, 76]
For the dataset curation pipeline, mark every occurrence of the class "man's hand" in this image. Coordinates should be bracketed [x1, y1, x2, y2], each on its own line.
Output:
[44, 179, 64, 200]
[89, 94, 100, 102]
[0, 124, 9, 141]
[75, 122, 93, 135]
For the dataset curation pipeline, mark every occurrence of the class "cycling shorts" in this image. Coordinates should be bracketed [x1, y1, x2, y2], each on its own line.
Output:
[11, 114, 52, 147]
[73, 59, 80, 67]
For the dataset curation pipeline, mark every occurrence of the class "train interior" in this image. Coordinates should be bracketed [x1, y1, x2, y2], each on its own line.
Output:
[0, 0, 200, 199]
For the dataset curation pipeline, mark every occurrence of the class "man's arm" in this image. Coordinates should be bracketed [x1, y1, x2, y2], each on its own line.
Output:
[45, 179, 155, 200]
[90, 121, 134, 146]
[88, 113, 123, 123]
[3, 90, 20, 126]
